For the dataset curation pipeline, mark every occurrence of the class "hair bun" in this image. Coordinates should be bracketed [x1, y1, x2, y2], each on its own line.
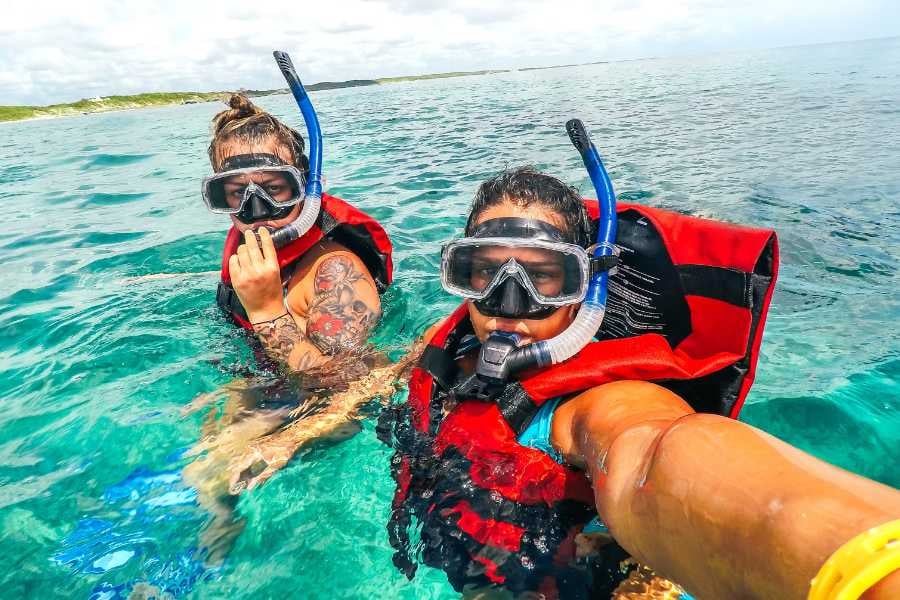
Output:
[211, 94, 263, 135]
[208, 93, 307, 171]
[228, 93, 261, 118]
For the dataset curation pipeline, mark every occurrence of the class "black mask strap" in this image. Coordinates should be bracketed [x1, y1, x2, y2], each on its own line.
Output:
[219, 153, 288, 171]
[471, 217, 567, 242]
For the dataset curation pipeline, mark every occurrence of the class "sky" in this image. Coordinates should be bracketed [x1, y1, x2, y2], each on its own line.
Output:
[2, 0, 898, 105]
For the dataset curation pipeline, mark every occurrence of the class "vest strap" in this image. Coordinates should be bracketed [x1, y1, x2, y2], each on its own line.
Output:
[678, 264, 751, 308]
[216, 280, 248, 322]
[318, 208, 339, 237]
[420, 345, 457, 390]
[496, 382, 539, 436]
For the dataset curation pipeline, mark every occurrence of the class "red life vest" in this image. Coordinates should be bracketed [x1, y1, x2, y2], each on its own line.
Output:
[216, 193, 394, 329]
[380, 201, 778, 596]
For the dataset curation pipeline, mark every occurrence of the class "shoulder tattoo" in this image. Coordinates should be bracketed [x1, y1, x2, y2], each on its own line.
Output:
[306, 255, 380, 354]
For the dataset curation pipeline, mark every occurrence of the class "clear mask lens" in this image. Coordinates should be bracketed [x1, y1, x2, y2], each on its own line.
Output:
[202, 166, 306, 214]
[441, 238, 589, 305]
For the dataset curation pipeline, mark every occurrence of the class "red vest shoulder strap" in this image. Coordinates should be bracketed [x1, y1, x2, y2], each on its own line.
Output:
[319, 193, 394, 290]
[407, 305, 469, 432]
[430, 305, 470, 349]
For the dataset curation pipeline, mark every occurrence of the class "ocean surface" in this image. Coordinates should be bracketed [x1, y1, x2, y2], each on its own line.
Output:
[1, 37, 898, 598]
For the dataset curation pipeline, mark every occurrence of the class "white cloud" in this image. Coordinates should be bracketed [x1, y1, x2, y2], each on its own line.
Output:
[1, 0, 897, 105]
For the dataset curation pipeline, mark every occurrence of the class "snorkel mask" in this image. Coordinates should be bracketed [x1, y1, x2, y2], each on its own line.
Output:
[441, 218, 598, 319]
[201, 51, 324, 248]
[450, 119, 619, 400]
[201, 153, 306, 223]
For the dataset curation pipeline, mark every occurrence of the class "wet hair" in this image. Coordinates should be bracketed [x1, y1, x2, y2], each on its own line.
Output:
[208, 93, 310, 176]
[465, 166, 592, 247]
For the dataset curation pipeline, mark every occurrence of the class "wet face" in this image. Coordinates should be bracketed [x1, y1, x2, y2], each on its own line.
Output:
[467, 199, 579, 345]
[216, 137, 301, 232]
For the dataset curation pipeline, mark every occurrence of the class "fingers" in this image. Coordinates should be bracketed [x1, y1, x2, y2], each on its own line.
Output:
[246, 465, 277, 491]
[238, 228, 278, 273]
[228, 453, 279, 494]
[258, 227, 277, 263]
[228, 254, 241, 278]
[230, 230, 278, 278]
[228, 229, 285, 316]
[243, 229, 264, 264]
[229, 476, 247, 495]
[228, 455, 257, 495]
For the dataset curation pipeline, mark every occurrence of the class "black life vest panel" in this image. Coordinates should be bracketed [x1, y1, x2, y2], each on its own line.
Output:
[216, 193, 393, 329]
[379, 201, 778, 597]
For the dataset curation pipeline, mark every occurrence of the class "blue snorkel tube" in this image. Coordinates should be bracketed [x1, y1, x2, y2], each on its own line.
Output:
[517, 119, 617, 367]
[463, 120, 618, 391]
[527, 119, 618, 362]
[567, 119, 617, 306]
[270, 50, 324, 248]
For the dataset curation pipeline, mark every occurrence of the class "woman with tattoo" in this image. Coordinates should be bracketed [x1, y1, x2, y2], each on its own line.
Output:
[183, 83, 396, 560]
[206, 93, 393, 371]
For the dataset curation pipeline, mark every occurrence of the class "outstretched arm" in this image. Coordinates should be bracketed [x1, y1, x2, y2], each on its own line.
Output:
[551, 381, 900, 600]
[228, 339, 425, 493]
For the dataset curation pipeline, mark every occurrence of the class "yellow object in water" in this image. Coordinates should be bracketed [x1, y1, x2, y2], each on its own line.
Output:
[808, 519, 900, 600]
[612, 563, 685, 600]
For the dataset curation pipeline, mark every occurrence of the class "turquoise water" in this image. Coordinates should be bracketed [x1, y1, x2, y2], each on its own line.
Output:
[2, 37, 899, 598]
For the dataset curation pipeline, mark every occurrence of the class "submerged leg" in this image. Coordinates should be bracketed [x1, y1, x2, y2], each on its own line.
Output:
[228, 342, 424, 492]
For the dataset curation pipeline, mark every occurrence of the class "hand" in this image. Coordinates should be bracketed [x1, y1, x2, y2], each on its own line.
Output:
[229, 228, 285, 322]
[228, 435, 294, 493]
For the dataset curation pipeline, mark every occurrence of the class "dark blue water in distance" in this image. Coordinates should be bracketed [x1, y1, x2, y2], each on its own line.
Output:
[0, 37, 898, 598]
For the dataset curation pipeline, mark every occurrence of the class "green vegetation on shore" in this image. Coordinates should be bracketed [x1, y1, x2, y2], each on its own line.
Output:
[0, 65, 549, 123]
[376, 69, 508, 84]
[307, 80, 378, 91]
[0, 92, 227, 123]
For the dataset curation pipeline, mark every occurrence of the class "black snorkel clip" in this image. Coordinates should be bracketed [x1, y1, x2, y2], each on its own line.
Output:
[452, 332, 544, 401]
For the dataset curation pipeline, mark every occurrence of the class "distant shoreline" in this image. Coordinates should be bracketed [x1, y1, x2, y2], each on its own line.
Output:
[6, 35, 898, 124]
[0, 92, 229, 123]
[6, 61, 654, 122]
[0, 68, 515, 123]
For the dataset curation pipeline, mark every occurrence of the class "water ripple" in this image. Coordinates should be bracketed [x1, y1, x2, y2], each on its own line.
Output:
[80, 153, 153, 170]
[82, 192, 152, 206]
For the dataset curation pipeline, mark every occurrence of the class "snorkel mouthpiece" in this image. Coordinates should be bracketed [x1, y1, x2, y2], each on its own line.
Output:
[458, 119, 618, 399]
[453, 332, 545, 400]
[269, 50, 323, 248]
